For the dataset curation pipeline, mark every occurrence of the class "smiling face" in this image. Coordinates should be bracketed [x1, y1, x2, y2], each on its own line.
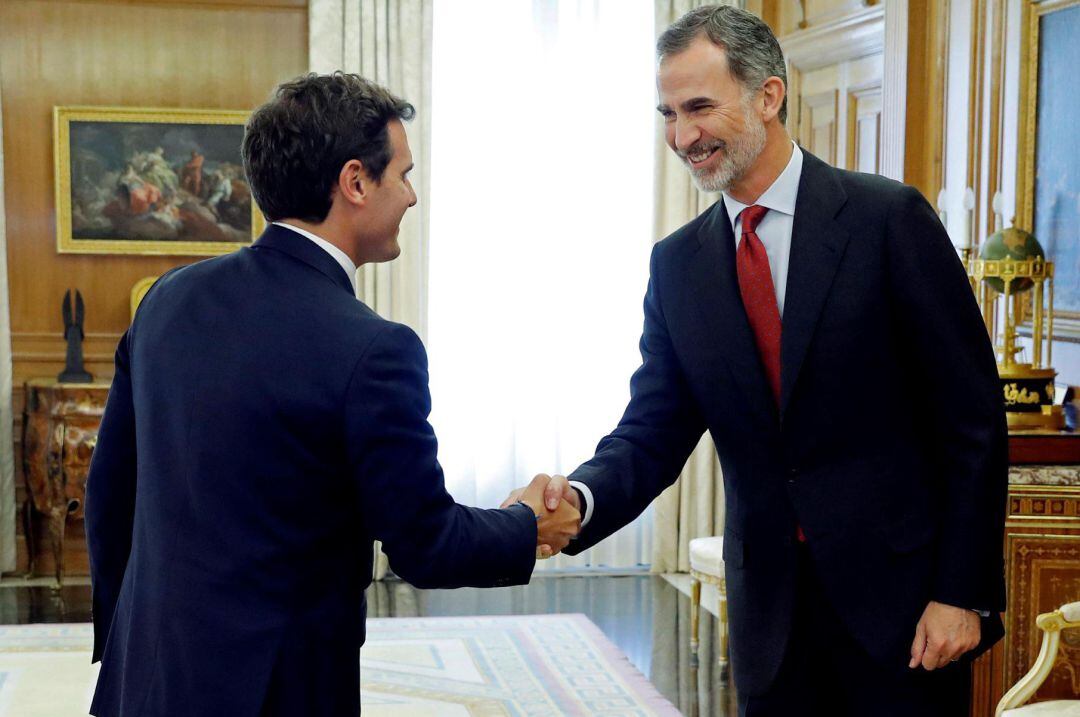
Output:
[357, 119, 417, 262]
[657, 35, 767, 193]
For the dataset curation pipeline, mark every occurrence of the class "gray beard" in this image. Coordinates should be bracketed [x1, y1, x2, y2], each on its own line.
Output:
[687, 113, 767, 194]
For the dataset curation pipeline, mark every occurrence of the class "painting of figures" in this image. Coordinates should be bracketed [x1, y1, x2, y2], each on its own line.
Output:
[54, 106, 261, 255]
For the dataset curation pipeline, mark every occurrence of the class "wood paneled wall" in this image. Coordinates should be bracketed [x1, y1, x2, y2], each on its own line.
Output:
[903, 0, 950, 202]
[0, 0, 308, 575]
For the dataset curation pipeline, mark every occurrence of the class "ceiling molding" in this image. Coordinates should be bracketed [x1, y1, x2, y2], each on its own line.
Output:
[780, 5, 886, 71]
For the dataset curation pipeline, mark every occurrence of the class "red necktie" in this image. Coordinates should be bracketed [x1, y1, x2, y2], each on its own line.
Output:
[736, 206, 806, 543]
[736, 205, 781, 405]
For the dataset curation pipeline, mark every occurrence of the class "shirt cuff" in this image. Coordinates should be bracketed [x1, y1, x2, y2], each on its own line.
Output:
[568, 480, 594, 527]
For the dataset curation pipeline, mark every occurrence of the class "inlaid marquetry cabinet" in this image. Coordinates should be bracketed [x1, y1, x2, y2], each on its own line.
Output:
[971, 435, 1080, 716]
[21, 378, 110, 586]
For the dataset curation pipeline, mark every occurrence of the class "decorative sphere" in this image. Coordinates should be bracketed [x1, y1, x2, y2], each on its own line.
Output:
[979, 227, 1046, 293]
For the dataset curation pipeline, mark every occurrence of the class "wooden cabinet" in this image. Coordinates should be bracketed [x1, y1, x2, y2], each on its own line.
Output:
[22, 378, 110, 585]
[971, 434, 1080, 716]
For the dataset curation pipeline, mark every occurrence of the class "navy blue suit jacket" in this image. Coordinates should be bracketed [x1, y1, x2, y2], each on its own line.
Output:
[564, 152, 1008, 695]
[86, 224, 537, 716]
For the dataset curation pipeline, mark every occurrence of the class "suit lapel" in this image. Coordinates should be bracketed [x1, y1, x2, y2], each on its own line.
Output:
[779, 151, 851, 418]
[684, 200, 777, 425]
[252, 224, 356, 296]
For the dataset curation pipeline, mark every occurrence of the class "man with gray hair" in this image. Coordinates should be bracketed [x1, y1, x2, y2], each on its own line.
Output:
[515, 5, 1006, 714]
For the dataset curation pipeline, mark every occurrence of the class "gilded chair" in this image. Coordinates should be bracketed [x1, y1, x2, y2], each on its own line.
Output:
[689, 536, 729, 682]
[997, 601, 1080, 716]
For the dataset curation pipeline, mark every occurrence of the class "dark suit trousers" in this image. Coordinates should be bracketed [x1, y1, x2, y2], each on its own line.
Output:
[738, 544, 971, 717]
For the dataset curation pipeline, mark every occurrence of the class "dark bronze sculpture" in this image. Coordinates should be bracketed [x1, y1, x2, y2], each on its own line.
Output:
[58, 289, 93, 383]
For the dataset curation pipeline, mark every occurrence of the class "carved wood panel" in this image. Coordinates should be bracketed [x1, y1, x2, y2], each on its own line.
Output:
[1006, 532, 1080, 701]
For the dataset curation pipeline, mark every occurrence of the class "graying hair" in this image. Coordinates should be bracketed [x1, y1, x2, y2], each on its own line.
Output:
[657, 5, 788, 124]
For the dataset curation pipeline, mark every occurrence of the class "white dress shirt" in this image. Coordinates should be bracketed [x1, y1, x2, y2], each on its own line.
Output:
[272, 221, 358, 294]
[571, 143, 805, 528]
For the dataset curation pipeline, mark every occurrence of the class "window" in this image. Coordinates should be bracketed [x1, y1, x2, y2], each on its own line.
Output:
[428, 0, 656, 568]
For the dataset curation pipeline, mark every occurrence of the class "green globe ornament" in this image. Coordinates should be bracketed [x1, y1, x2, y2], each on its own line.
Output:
[979, 227, 1045, 293]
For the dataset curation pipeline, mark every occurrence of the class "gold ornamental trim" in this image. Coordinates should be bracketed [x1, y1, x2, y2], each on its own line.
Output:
[1007, 406, 1064, 431]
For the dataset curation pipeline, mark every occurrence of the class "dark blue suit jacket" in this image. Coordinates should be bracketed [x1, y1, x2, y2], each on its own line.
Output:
[86, 224, 537, 716]
[564, 152, 1008, 695]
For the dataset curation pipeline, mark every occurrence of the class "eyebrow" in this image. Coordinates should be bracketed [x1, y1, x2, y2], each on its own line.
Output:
[656, 97, 715, 113]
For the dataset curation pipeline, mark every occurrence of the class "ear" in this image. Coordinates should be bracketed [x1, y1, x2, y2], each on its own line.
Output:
[760, 76, 786, 123]
[337, 159, 369, 208]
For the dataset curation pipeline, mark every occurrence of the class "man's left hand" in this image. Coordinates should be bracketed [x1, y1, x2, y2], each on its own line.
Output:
[909, 600, 981, 670]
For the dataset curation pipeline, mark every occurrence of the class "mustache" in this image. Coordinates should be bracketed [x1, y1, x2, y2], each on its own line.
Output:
[678, 139, 726, 161]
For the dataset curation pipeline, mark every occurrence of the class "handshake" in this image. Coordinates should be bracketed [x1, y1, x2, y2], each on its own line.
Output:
[501, 474, 582, 559]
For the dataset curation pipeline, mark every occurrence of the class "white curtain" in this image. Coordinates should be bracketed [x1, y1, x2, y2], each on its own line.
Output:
[309, 0, 433, 339]
[0, 55, 15, 573]
[649, 0, 737, 574]
[427, 0, 657, 570]
[310, 0, 433, 579]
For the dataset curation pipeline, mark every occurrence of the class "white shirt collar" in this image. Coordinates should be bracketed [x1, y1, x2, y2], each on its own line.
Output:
[722, 141, 803, 231]
[272, 221, 357, 293]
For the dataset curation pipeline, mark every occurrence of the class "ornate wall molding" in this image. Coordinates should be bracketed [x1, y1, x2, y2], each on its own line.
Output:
[781, 4, 885, 71]
[879, 0, 908, 181]
[10, 332, 122, 367]
[0, 55, 15, 572]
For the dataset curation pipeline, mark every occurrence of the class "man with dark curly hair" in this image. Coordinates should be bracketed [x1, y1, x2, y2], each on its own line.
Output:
[85, 72, 579, 717]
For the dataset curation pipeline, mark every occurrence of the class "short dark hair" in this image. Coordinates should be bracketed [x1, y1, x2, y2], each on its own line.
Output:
[657, 5, 788, 124]
[242, 72, 415, 223]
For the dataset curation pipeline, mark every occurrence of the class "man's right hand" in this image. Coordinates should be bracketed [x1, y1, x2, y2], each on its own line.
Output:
[509, 474, 581, 556]
[502, 474, 581, 513]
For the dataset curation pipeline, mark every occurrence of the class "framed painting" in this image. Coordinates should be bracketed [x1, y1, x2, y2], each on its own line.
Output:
[53, 106, 264, 256]
[1018, 0, 1080, 340]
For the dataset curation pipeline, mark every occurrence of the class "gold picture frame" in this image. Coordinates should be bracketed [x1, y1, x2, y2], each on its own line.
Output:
[1016, 0, 1080, 340]
[54, 105, 264, 256]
